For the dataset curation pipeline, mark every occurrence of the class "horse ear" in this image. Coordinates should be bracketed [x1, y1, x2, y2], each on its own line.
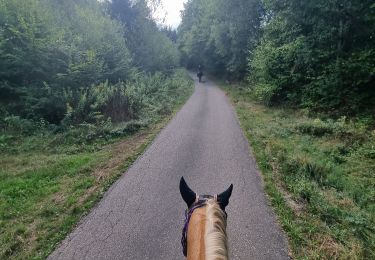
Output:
[179, 177, 196, 208]
[217, 184, 233, 210]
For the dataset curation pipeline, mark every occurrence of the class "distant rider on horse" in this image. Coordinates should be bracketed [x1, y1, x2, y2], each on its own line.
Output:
[197, 65, 203, 83]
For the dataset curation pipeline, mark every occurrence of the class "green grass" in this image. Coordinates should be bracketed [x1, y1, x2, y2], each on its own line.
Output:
[220, 82, 375, 259]
[0, 151, 105, 259]
[0, 70, 194, 259]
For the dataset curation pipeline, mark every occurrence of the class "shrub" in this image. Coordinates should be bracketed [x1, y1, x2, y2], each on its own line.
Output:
[252, 83, 279, 106]
[2, 116, 38, 135]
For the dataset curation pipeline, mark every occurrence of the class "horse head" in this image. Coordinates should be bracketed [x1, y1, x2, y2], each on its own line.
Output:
[179, 177, 233, 260]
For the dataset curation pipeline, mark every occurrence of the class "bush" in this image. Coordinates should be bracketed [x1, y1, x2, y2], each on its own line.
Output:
[109, 120, 149, 137]
[2, 116, 39, 135]
[1, 69, 193, 147]
[252, 83, 279, 106]
[64, 81, 143, 125]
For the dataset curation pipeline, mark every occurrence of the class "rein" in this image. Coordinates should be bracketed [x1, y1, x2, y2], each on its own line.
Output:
[181, 200, 206, 257]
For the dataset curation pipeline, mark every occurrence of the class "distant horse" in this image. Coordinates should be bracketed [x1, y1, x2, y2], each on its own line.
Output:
[180, 177, 233, 260]
[197, 65, 203, 82]
[197, 71, 203, 82]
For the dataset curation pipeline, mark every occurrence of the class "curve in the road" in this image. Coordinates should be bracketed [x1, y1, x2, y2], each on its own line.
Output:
[49, 74, 289, 260]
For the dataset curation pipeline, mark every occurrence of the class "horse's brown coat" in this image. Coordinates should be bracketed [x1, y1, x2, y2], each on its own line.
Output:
[187, 207, 206, 260]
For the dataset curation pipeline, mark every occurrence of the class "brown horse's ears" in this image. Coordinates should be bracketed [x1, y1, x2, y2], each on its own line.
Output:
[217, 184, 233, 210]
[179, 177, 196, 208]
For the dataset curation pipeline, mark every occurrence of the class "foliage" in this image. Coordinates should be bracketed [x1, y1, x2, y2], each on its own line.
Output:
[248, 0, 375, 115]
[0, 0, 181, 126]
[61, 69, 192, 127]
[0, 0, 191, 258]
[107, 0, 180, 72]
[0, 69, 193, 145]
[177, 0, 263, 79]
[179, 0, 375, 114]
[0, 0, 134, 123]
[222, 82, 375, 259]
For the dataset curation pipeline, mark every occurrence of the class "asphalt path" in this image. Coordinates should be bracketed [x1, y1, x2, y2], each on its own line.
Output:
[49, 74, 289, 259]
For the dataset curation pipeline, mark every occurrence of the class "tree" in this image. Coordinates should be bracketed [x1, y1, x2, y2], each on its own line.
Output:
[0, 0, 134, 123]
[177, 0, 263, 79]
[249, 0, 375, 114]
[107, 0, 180, 72]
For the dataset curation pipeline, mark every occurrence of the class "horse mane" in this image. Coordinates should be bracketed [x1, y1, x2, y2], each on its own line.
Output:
[204, 199, 228, 260]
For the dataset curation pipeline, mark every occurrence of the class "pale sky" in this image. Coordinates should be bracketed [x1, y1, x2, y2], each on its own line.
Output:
[154, 0, 187, 28]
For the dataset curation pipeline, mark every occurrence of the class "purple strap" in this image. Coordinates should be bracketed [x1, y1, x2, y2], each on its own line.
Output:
[181, 201, 206, 257]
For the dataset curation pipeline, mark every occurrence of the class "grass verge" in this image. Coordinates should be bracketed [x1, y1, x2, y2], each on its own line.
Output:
[219, 82, 375, 259]
[0, 70, 194, 259]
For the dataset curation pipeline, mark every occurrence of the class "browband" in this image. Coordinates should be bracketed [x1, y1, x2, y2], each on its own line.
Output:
[195, 194, 218, 203]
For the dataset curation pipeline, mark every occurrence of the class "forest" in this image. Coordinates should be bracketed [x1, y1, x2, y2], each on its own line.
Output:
[0, 0, 181, 129]
[178, 0, 375, 116]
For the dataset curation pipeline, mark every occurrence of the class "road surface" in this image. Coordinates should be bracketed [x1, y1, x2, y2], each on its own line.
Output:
[49, 74, 289, 259]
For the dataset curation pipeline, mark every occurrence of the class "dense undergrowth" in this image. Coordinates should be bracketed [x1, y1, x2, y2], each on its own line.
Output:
[221, 82, 375, 259]
[0, 70, 194, 259]
[0, 69, 193, 152]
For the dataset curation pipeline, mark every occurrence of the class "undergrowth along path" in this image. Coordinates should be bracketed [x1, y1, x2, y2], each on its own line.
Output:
[220, 82, 375, 259]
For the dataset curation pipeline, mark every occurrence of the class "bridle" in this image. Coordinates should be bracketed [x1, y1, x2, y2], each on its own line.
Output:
[181, 194, 227, 257]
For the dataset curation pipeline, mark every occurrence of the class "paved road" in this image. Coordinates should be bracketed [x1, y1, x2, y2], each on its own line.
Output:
[49, 74, 289, 260]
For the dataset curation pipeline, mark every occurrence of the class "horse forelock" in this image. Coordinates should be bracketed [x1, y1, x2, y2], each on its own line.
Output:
[204, 199, 228, 260]
[186, 198, 228, 260]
